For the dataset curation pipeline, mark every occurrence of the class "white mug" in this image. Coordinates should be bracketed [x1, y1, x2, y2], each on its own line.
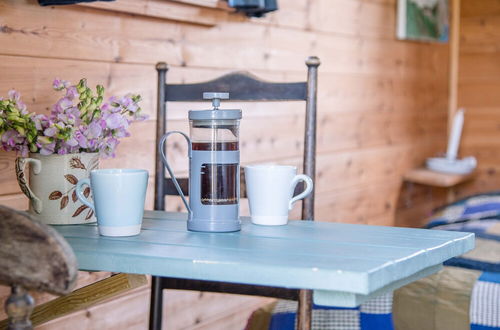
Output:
[244, 165, 313, 226]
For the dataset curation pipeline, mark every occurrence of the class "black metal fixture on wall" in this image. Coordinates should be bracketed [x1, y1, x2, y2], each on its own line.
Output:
[227, 0, 278, 17]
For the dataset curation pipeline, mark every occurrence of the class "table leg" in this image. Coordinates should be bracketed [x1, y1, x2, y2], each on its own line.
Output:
[447, 187, 456, 204]
[149, 276, 163, 330]
[297, 289, 312, 330]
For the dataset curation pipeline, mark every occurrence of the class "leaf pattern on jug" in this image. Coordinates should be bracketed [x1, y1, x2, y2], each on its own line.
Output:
[65, 174, 78, 185]
[73, 205, 88, 217]
[85, 209, 94, 220]
[83, 187, 90, 198]
[69, 157, 86, 170]
[88, 156, 99, 172]
[72, 190, 78, 202]
[60, 196, 69, 210]
[49, 191, 63, 200]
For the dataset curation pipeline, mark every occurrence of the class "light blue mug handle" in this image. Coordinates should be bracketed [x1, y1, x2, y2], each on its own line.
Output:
[76, 178, 95, 211]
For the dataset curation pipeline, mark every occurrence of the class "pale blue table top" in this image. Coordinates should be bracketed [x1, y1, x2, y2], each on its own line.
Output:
[54, 211, 475, 307]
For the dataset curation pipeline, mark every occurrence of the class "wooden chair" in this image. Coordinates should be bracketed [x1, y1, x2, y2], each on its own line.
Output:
[152, 56, 320, 330]
[0, 205, 78, 330]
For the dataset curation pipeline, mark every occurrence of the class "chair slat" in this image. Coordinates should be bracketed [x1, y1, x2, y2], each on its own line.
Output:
[165, 72, 307, 101]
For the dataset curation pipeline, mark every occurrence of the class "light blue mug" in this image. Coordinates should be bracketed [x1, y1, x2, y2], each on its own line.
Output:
[76, 169, 149, 237]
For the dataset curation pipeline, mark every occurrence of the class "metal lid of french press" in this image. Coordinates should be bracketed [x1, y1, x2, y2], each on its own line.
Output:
[188, 92, 242, 120]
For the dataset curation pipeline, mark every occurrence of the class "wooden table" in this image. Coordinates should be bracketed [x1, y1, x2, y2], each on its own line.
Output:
[54, 210, 474, 310]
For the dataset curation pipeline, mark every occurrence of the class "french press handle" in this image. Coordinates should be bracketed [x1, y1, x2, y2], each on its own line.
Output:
[158, 131, 192, 213]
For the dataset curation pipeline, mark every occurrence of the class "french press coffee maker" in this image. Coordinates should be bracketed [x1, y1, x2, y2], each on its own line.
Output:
[159, 92, 242, 232]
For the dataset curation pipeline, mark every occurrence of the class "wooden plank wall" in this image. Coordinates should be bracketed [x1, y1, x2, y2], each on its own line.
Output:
[0, 0, 450, 328]
[456, 0, 500, 198]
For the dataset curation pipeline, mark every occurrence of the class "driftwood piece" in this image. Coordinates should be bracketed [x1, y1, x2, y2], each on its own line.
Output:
[0, 205, 78, 295]
[0, 205, 78, 330]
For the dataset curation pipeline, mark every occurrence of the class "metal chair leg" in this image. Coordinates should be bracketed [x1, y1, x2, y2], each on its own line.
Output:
[149, 276, 163, 330]
[297, 289, 312, 330]
[5, 285, 34, 330]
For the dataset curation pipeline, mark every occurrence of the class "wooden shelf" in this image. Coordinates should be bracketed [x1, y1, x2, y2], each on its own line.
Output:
[403, 168, 476, 188]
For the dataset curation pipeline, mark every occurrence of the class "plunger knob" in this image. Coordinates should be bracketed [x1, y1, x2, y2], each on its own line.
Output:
[203, 92, 229, 110]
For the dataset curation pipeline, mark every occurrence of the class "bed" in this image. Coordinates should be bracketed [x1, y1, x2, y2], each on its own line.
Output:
[245, 192, 500, 330]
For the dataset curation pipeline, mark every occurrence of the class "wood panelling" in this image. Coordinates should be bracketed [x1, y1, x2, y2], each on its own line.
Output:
[457, 0, 500, 201]
[0, 0, 449, 328]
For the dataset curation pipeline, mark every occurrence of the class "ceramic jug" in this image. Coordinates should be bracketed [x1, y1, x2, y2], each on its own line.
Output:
[16, 152, 98, 224]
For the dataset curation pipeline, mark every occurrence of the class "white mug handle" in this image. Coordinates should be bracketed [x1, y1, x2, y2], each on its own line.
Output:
[288, 174, 313, 210]
[76, 178, 95, 211]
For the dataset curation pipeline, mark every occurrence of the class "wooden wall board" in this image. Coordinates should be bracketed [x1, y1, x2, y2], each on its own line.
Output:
[0, 1, 448, 79]
[0, 54, 449, 121]
[36, 285, 271, 330]
[307, 0, 396, 39]
[459, 54, 500, 80]
[460, 16, 500, 53]
[461, 0, 500, 18]
[79, 0, 236, 27]
[0, 193, 27, 209]
[458, 82, 500, 107]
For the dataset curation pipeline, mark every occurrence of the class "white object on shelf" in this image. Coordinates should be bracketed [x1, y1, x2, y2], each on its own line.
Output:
[426, 108, 476, 175]
[426, 156, 477, 175]
[447, 108, 464, 161]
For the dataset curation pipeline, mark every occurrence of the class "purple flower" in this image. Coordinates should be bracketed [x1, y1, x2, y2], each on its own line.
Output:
[65, 137, 79, 147]
[105, 113, 128, 130]
[99, 137, 119, 158]
[65, 86, 79, 100]
[1, 78, 142, 158]
[134, 111, 148, 121]
[57, 147, 68, 155]
[87, 121, 102, 139]
[54, 97, 74, 113]
[40, 142, 56, 155]
[44, 126, 57, 137]
[74, 130, 88, 148]
[19, 145, 29, 157]
[53, 79, 70, 91]
[8, 90, 20, 101]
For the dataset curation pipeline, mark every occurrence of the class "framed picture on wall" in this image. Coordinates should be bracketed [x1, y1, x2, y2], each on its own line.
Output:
[397, 0, 449, 42]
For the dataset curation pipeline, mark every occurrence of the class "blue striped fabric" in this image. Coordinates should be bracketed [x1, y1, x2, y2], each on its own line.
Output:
[267, 294, 394, 330]
[427, 193, 500, 330]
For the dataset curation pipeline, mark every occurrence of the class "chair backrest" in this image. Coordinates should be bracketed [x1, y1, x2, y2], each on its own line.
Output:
[154, 57, 320, 220]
